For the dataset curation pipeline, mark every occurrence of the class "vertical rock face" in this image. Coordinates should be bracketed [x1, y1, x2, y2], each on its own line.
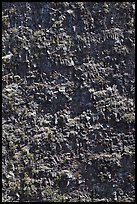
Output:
[2, 2, 135, 202]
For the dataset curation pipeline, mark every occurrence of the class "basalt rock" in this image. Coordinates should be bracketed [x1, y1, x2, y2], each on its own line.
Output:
[2, 2, 135, 202]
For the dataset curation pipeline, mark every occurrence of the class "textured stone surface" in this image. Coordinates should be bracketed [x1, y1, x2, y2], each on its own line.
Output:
[2, 2, 135, 202]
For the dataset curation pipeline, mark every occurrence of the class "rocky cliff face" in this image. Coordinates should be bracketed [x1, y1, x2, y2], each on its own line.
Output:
[2, 2, 135, 202]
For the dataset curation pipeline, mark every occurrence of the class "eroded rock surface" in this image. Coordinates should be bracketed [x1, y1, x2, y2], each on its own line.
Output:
[2, 2, 135, 202]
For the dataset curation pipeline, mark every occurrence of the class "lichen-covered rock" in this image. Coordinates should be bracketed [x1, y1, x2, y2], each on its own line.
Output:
[2, 2, 135, 202]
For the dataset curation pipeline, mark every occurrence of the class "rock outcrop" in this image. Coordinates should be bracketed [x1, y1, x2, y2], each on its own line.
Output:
[2, 2, 135, 202]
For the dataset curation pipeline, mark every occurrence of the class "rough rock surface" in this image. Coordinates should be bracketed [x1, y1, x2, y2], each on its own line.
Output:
[2, 2, 135, 202]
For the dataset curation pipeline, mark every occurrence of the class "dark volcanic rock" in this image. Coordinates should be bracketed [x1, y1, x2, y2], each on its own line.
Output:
[2, 2, 135, 202]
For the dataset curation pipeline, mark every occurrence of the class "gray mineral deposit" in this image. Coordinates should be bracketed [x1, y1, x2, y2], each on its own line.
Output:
[2, 2, 135, 202]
